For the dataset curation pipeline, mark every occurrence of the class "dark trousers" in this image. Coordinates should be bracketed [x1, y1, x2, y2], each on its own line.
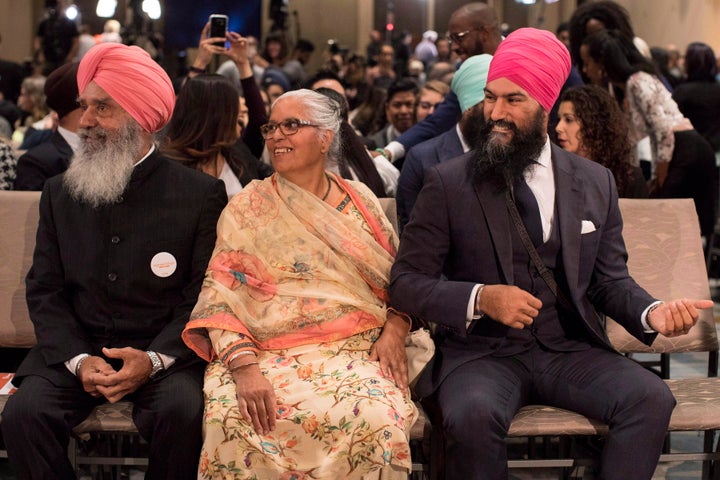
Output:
[1, 364, 205, 480]
[653, 129, 718, 237]
[435, 344, 675, 480]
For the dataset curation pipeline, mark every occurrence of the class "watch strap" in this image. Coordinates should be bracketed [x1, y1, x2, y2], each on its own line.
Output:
[146, 351, 164, 378]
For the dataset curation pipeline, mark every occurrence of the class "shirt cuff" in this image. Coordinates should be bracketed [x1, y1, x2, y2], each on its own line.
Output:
[641, 301, 664, 332]
[384, 141, 405, 163]
[157, 353, 176, 370]
[466, 284, 485, 330]
[66, 353, 90, 376]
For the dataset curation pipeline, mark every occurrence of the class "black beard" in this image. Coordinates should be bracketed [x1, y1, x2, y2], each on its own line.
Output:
[469, 108, 547, 191]
[459, 104, 485, 147]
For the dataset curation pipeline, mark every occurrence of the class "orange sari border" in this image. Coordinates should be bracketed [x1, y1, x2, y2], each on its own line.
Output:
[184, 309, 382, 361]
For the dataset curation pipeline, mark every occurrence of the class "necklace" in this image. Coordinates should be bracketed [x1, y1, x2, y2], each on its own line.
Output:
[321, 173, 333, 201]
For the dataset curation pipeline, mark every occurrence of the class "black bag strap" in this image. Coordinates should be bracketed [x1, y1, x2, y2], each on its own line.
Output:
[504, 187, 575, 313]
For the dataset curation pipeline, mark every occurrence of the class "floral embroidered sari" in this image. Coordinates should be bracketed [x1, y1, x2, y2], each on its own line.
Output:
[183, 172, 417, 479]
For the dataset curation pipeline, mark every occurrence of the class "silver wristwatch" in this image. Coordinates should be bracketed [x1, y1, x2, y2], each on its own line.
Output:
[146, 351, 164, 378]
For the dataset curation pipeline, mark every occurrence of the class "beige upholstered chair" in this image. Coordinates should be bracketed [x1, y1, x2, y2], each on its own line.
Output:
[379, 196, 399, 235]
[0, 191, 40, 348]
[0, 192, 41, 462]
[69, 402, 148, 472]
[607, 199, 718, 368]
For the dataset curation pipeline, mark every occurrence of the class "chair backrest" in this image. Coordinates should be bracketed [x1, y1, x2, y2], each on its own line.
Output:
[0, 191, 41, 348]
[379, 197, 399, 235]
[607, 198, 718, 354]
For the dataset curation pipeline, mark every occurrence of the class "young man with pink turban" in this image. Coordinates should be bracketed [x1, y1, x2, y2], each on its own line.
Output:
[390, 28, 711, 479]
[2, 43, 227, 479]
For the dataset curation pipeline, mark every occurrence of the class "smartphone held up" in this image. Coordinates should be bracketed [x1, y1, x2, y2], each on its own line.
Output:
[209, 14, 228, 47]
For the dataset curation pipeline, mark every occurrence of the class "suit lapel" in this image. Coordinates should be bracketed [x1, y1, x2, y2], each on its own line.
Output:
[553, 147, 584, 303]
[445, 128, 464, 158]
[473, 179, 514, 284]
[436, 128, 464, 162]
[52, 132, 73, 166]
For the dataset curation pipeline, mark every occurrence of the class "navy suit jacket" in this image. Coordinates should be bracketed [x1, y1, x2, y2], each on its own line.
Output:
[396, 126, 464, 231]
[14, 131, 73, 191]
[389, 144, 657, 398]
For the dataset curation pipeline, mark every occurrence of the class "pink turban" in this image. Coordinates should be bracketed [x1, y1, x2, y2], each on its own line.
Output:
[487, 28, 570, 112]
[77, 43, 175, 132]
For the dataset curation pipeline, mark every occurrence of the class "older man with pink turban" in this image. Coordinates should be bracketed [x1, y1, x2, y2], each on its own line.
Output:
[2, 43, 228, 479]
[390, 27, 710, 479]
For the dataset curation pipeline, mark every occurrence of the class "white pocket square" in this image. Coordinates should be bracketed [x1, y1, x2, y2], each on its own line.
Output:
[581, 220, 596, 234]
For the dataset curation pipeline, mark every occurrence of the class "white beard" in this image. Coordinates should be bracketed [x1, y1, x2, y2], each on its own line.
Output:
[64, 120, 144, 208]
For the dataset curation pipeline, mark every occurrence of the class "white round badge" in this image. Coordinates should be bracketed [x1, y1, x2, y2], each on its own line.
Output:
[150, 252, 177, 278]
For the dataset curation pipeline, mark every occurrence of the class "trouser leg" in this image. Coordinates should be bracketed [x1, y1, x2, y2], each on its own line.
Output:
[435, 354, 532, 479]
[130, 363, 204, 480]
[1, 374, 99, 480]
[533, 347, 675, 480]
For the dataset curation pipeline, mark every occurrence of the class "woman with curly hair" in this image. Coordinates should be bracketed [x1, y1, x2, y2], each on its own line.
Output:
[556, 84, 648, 198]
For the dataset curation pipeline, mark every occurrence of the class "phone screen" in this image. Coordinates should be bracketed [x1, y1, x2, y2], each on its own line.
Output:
[209, 15, 228, 47]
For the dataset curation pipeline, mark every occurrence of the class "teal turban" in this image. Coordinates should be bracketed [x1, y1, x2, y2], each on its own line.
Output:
[451, 54, 493, 112]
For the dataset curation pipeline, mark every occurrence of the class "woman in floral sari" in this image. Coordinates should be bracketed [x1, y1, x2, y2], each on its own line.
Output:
[183, 89, 417, 480]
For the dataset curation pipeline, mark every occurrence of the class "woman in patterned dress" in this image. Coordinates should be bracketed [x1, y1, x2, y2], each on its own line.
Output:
[183, 89, 417, 480]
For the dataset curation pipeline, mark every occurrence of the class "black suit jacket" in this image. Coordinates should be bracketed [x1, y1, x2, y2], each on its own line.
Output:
[390, 144, 657, 398]
[396, 126, 463, 231]
[14, 131, 73, 191]
[16, 151, 227, 386]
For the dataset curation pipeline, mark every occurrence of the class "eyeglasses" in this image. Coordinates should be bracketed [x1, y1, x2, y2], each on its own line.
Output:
[260, 118, 318, 139]
[446, 28, 479, 44]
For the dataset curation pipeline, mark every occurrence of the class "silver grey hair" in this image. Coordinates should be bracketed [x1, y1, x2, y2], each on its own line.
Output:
[271, 89, 343, 163]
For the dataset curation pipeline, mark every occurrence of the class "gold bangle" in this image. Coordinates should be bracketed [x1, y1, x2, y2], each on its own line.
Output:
[229, 361, 259, 373]
[225, 350, 257, 366]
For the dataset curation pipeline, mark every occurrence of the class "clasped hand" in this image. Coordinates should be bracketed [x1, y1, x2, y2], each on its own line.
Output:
[479, 284, 542, 329]
[78, 347, 153, 403]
